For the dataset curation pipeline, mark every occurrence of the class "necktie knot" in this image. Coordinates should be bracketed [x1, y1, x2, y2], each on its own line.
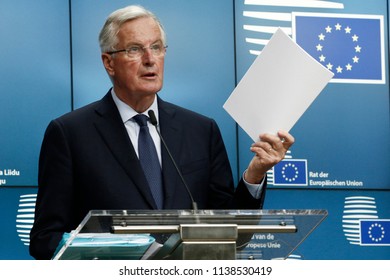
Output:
[133, 114, 149, 127]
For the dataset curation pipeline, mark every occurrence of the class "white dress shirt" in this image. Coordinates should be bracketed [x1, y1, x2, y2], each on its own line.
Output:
[111, 90, 162, 166]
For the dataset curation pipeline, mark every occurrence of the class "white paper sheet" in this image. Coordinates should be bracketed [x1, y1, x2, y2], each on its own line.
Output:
[223, 28, 334, 141]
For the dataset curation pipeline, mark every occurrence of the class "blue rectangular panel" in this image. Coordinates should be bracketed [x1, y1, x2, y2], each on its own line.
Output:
[235, 0, 390, 190]
[71, 0, 238, 180]
[0, 1, 71, 186]
[264, 189, 390, 259]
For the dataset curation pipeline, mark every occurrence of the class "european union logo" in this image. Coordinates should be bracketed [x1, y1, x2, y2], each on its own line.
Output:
[273, 159, 308, 186]
[360, 219, 390, 246]
[292, 13, 385, 84]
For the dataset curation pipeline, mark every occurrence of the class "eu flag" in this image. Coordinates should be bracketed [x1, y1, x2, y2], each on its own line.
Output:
[293, 13, 384, 83]
[360, 219, 390, 246]
[273, 159, 307, 186]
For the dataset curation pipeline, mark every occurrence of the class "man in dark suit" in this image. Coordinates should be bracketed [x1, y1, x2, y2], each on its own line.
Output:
[30, 5, 294, 260]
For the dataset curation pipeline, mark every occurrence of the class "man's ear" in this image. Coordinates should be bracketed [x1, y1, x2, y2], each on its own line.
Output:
[101, 53, 115, 76]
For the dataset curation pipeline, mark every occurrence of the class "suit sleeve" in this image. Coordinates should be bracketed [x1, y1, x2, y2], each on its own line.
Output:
[206, 120, 265, 210]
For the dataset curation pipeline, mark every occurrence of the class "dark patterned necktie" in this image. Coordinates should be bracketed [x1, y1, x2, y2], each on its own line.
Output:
[133, 114, 164, 209]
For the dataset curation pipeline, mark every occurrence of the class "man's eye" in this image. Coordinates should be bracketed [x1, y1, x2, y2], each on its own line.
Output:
[151, 44, 162, 51]
[128, 46, 141, 53]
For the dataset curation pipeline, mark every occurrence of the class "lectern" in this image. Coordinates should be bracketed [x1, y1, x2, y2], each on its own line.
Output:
[53, 209, 327, 260]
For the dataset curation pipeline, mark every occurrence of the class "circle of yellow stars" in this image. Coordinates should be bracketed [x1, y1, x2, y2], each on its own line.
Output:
[368, 223, 385, 243]
[281, 163, 299, 182]
[316, 23, 362, 74]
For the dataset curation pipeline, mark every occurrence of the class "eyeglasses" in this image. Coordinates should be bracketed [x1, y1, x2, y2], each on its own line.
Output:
[106, 43, 167, 60]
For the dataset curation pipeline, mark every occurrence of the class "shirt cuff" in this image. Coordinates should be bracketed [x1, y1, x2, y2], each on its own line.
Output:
[242, 170, 265, 199]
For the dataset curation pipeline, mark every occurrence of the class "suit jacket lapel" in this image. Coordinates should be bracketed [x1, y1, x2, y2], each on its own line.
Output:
[158, 98, 184, 209]
[93, 92, 157, 209]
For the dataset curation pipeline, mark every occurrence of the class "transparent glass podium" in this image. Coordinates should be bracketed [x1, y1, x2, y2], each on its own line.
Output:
[53, 209, 327, 260]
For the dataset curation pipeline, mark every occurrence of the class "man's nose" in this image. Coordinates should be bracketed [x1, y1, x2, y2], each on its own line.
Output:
[141, 48, 156, 65]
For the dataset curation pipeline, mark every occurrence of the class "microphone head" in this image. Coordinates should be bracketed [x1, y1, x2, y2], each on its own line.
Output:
[148, 110, 158, 126]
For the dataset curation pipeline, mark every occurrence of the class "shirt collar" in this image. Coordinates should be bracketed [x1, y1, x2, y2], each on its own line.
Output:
[111, 89, 159, 123]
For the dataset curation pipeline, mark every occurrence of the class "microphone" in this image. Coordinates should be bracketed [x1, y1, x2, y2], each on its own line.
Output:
[148, 110, 199, 211]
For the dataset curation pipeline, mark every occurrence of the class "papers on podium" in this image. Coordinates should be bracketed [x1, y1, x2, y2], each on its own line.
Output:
[223, 28, 334, 141]
[54, 232, 156, 260]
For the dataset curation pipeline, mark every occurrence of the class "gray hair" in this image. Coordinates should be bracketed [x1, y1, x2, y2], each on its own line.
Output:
[98, 5, 166, 53]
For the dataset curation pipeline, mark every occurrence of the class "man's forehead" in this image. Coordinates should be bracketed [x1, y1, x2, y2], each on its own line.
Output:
[118, 18, 161, 39]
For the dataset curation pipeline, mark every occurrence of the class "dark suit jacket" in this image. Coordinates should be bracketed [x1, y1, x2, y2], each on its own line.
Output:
[29, 91, 266, 259]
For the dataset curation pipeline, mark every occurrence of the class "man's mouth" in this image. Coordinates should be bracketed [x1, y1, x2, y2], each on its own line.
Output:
[142, 72, 157, 78]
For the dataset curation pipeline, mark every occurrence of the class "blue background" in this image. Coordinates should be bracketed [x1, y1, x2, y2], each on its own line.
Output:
[0, 0, 389, 259]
